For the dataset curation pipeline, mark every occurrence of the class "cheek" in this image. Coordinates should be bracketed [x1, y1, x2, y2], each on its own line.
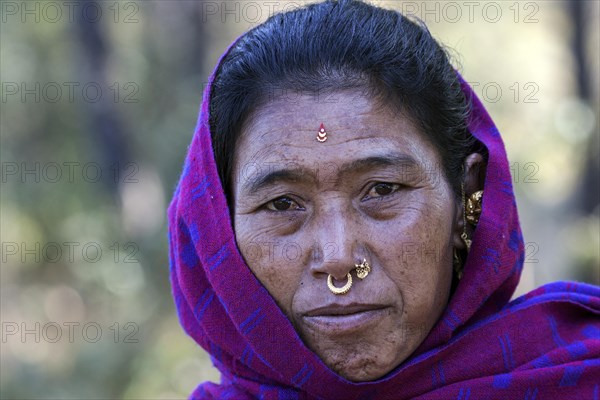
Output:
[234, 219, 304, 316]
[376, 195, 454, 324]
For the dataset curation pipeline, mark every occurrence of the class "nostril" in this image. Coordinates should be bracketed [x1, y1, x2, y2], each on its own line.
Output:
[309, 230, 362, 279]
[311, 258, 355, 279]
[329, 272, 351, 282]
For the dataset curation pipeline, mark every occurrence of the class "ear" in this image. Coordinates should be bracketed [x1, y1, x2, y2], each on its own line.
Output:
[452, 153, 486, 250]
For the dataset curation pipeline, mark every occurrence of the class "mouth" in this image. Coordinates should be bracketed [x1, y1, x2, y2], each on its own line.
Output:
[301, 303, 391, 334]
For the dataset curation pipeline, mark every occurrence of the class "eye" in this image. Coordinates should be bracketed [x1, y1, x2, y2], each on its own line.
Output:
[265, 196, 302, 212]
[365, 182, 401, 199]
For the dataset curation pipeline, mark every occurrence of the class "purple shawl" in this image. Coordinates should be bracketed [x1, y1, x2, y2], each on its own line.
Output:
[167, 40, 600, 399]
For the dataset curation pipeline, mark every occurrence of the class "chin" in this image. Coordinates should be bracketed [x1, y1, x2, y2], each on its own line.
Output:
[334, 363, 392, 382]
[326, 352, 401, 382]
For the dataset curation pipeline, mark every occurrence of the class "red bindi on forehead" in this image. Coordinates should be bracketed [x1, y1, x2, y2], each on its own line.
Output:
[317, 123, 328, 143]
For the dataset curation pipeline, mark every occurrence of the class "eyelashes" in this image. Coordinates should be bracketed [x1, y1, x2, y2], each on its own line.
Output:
[265, 196, 303, 212]
[363, 182, 402, 200]
[263, 182, 403, 213]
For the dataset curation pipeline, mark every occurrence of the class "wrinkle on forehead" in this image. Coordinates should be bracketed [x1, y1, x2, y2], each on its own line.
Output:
[232, 89, 444, 195]
[240, 88, 404, 139]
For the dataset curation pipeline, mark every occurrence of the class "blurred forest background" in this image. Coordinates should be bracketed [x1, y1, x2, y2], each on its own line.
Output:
[1, 0, 598, 398]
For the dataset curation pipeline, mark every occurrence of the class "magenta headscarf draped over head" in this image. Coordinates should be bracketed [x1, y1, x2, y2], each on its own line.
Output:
[167, 34, 600, 400]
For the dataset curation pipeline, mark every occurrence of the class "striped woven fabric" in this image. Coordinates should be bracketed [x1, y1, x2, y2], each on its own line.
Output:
[167, 40, 600, 400]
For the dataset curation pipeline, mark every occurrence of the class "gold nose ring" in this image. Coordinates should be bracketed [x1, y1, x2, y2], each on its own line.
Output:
[326, 259, 371, 295]
[327, 273, 352, 295]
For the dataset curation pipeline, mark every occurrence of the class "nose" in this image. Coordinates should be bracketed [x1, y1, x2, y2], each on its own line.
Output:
[310, 208, 363, 281]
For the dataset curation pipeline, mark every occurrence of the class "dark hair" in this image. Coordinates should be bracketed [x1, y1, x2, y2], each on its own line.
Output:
[209, 0, 480, 203]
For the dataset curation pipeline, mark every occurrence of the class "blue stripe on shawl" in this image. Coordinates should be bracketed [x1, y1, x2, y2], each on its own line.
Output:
[559, 365, 585, 387]
[191, 177, 211, 200]
[547, 316, 567, 347]
[566, 341, 588, 359]
[291, 363, 314, 388]
[208, 243, 229, 271]
[240, 308, 266, 335]
[492, 373, 512, 389]
[194, 288, 215, 321]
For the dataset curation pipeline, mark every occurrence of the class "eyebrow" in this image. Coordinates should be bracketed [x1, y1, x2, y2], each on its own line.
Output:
[240, 152, 420, 195]
[242, 168, 314, 195]
[341, 153, 418, 174]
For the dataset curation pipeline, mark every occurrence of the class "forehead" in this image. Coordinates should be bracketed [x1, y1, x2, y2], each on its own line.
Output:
[233, 90, 439, 178]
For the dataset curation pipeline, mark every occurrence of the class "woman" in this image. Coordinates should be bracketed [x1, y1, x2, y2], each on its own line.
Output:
[168, 1, 600, 398]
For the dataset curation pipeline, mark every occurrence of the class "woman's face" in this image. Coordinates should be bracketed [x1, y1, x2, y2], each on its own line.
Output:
[232, 90, 459, 382]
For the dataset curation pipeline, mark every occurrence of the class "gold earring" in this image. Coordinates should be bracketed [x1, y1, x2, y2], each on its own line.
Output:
[461, 183, 472, 252]
[466, 190, 484, 225]
[461, 188, 483, 252]
[327, 273, 352, 295]
[453, 248, 463, 280]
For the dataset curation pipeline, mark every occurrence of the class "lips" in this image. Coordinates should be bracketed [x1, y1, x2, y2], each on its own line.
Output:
[301, 303, 390, 334]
